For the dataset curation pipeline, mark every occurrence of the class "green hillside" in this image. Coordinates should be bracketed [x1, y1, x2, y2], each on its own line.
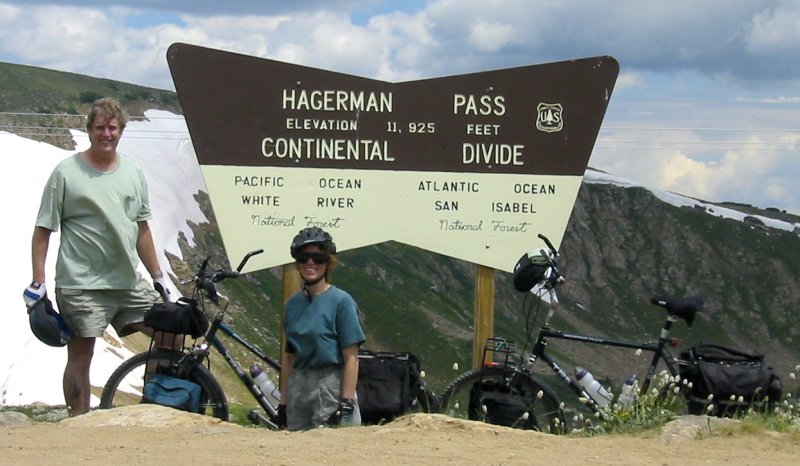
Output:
[0, 61, 179, 149]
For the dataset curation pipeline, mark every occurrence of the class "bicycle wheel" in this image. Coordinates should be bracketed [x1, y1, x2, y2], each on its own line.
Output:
[439, 366, 564, 433]
[99, 349, 229, 421]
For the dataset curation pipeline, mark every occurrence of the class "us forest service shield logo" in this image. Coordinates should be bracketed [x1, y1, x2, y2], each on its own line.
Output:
[536, 103, 563, 133]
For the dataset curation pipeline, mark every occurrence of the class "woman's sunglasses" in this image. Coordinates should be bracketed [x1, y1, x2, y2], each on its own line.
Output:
[295, 252, 330, 264]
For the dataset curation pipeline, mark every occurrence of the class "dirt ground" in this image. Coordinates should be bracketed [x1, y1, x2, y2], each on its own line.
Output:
[1, 406, 798, 465]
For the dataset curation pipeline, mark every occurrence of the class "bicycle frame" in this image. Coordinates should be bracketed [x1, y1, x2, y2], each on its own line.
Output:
[201, 313, 283, 426]
[521, 288, 682, 414]
[179, 249, 285, 428]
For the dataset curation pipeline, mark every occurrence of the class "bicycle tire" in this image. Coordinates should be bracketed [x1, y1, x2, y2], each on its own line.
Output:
[439, 365, 564, 433]
[99, 349, 229, 421]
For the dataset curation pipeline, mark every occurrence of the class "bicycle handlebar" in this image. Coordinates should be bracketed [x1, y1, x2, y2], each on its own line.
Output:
[235, 248, 264, 273]
[537, 233, 558, 257]
[192, 249, 265, 303]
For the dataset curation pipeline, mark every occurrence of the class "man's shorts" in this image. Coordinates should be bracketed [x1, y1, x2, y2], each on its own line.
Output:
[56, 277, 160, 338]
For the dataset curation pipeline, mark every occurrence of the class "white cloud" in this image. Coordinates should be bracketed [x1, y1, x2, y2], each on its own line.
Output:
[593, 126, 799, 212]
[614, 72, 646, 91]
[466, 19, 516, 52]
[745, 4, 800, 54]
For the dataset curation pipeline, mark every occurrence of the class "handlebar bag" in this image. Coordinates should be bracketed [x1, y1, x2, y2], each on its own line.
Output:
[144, 297, 209, 338]
[357, 350, 425, 425]
[679, 342, 782, 415]
[142, 374, 202, 413]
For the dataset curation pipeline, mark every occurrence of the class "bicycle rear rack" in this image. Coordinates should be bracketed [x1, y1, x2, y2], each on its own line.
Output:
[481, 337, 519, 370]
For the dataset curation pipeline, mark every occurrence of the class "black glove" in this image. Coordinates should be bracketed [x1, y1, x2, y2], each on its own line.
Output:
[276, 404, 287, 428]
[326, 397, 355, 426]
[153, 275, 171, 301]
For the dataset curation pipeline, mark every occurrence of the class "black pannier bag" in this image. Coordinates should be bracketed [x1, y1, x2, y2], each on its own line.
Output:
[144, 297, 209, 339]
[469, 380, 533, 428]
[679, 342, 782, 416]
[357, 350, 429, 424]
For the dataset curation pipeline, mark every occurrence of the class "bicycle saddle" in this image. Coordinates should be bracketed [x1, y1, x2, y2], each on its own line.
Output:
[650, 295, 703, 327]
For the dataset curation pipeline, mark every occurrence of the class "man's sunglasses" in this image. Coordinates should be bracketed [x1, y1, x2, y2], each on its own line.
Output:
[295, 252, 330, 264]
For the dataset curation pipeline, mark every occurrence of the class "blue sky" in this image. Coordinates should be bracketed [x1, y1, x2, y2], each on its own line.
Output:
[1, 0, 798, 214]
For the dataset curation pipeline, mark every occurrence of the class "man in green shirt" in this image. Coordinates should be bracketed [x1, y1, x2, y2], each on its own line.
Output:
[23, 97, 169, 416]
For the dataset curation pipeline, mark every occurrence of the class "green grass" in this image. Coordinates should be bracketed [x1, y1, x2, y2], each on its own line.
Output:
[589, 366, 800, 437]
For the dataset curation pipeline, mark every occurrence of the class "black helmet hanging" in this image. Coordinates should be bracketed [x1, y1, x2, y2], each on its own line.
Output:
[512, 248, 552, 292]
[290, 227, 337, 258]
[29, 295, 74, 347]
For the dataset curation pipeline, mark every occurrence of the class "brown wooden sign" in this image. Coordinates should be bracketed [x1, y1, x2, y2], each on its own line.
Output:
[167, 43, 618, 273]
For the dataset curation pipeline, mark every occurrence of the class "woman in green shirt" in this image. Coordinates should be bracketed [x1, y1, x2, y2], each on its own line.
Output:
[278, 227, 365, 431]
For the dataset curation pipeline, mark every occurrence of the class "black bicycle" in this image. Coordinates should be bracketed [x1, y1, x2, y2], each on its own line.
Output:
[100, 250, 441, 427]
[99, 249, 285, 428]
[438, 234, 705, 433]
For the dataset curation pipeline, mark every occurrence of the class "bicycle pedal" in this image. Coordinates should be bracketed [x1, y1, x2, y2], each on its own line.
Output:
[247, 409, 269, 425]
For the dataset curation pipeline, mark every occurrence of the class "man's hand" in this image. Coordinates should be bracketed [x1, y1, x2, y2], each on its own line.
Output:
[23, 281, 46, 309]
[153, 275, 171, 301]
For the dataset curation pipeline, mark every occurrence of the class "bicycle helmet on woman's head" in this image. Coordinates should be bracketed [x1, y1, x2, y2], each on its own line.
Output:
[290, 227, 337, 258]
[29, 295, 74, 347]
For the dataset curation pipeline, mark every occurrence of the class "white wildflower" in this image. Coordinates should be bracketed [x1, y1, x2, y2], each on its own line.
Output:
[522, 412, 530, 420]
[452, 363, 459, 371]
[635, 349, 642, 357]
[789, 373, 796, 380]
[537, 390, 544, 399]
[420, 370, 426, 379]
[481, 404, 487, 414]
